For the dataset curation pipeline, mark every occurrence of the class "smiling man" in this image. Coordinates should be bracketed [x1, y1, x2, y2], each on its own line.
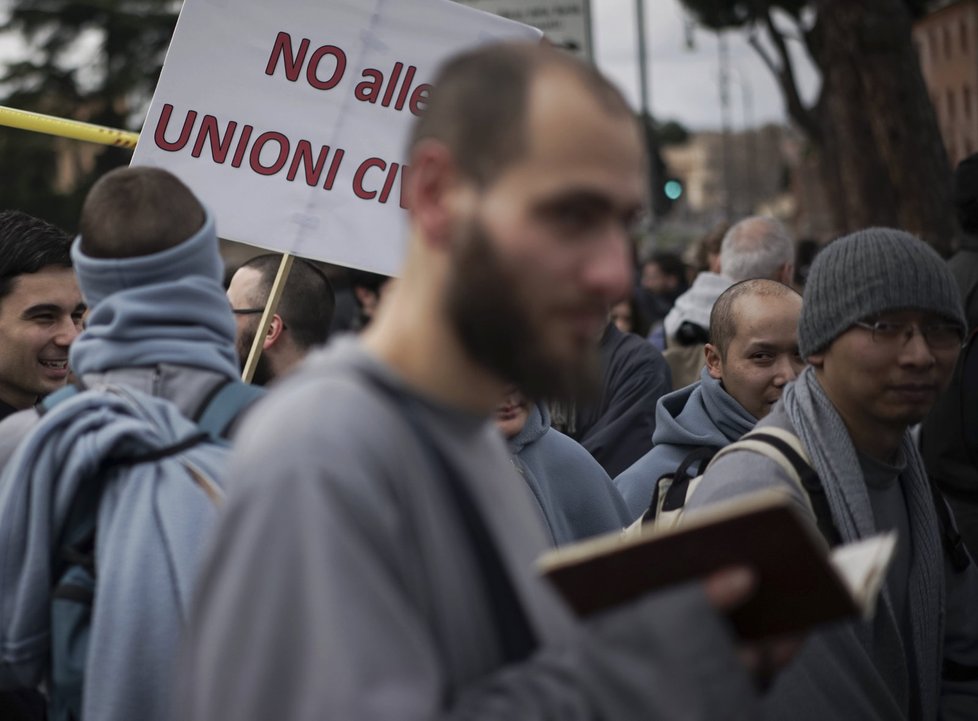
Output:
[615, 279, 803, 519]
[686, 228, 978, 721]
[0, 210, 81, 721]
[0, 211, 83, 419]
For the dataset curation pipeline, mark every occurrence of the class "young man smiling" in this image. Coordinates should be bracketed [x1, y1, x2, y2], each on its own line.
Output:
[687, 228, 978, 721]
[0, 211, 84, 419]
[615, 278, 803, 519]
[0, 210, 82, 721]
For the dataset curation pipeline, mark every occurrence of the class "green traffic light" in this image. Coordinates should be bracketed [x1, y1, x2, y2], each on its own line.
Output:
[664, 180, 683, 201]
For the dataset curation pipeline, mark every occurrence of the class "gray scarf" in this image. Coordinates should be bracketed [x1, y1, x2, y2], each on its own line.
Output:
[782, 366, 944, 718]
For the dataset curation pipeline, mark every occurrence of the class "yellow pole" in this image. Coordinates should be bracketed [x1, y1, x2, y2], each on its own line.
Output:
[0, 106, 139, 149]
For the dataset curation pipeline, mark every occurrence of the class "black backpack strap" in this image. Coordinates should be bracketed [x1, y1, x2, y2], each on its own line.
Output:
[929, 481, 972, 573]
[935, 477, 978, 680]
[192, 379, 265, 440]
[364, 374, 538, 665]
[944, 658, 978, 682]
[658, 446, 718, 512]
[960, 329, 978, 466]
[740, 431, 844, 548]
[102, 432, 211, 468]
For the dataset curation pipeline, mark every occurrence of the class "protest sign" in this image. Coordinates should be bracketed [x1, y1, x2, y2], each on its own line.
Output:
[132, 0, 540, 276]
[451, 1, 592, 59]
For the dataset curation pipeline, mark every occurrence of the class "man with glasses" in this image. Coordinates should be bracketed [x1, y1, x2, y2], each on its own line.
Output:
[686, 227, 978, 720]
[226, 254, 335, 385]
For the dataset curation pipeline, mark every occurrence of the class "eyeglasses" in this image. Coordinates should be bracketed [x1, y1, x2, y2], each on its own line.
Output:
[853, 319, 964, 350]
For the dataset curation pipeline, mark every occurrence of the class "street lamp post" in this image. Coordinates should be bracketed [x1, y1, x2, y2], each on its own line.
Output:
[635, 0, 656, 225]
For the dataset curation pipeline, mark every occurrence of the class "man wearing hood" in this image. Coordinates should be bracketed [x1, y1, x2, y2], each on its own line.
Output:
[0, 166, 249, 721]
[0, 167, 244, 468]
[616, 279, 803, 520]
[495, 388, 629, 545]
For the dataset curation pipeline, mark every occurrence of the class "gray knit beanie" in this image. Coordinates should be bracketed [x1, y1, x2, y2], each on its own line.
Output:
[799, 227, 965, 357]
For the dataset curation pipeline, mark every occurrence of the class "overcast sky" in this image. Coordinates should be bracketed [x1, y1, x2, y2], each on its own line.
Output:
[592, 0, 820, 130]
[0, 0, 820, 133]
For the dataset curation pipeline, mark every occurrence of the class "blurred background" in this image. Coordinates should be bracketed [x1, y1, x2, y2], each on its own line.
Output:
[0, 0, 969, 259]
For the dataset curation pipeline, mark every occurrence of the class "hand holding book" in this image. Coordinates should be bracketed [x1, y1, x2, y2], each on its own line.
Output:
[538, 490, 896, 640]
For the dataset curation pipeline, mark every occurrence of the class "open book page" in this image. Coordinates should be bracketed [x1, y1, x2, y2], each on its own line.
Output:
[829, 532, 897, 618]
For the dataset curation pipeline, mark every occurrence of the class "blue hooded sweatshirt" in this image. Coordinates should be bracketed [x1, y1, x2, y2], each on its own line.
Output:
[0, 209, 243, 721]
[614, 367, 757, 520]
[507, 403, 629, 546]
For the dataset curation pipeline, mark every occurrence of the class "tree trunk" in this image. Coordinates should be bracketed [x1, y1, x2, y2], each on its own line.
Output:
[815, 44, 900, 232]
[813, 0, 955, 254]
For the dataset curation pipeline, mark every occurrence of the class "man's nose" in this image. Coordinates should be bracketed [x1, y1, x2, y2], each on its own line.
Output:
[898, 326, 938, 368]
[53, 316, 81, 347]
[584, 223, 633, 303]
[773, 355, 800, 387]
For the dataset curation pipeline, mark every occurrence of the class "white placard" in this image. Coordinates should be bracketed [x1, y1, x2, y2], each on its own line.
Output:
[132, 0, 541, 276]
[451, 0, 591, 59]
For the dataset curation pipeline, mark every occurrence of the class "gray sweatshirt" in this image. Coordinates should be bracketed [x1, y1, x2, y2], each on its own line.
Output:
[687, 404, 978, 721]
[175, 338, 760, 721]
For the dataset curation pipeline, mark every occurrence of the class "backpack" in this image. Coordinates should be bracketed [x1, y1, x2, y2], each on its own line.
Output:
[41, 378, 263, 721]
[629, 427, 971, 573]
[626, 427, 842, 544]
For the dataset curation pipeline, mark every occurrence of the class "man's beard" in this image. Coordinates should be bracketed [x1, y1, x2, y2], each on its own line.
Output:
[237, 326, 272, 386]
[444, 217, 602, 404]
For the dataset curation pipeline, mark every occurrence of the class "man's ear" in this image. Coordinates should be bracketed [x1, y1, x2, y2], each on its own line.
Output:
[263, 314, 285, 349]
[779, 262, 795, 286]
[807, 351, 825, 369]
[704, 343, 723, 380]
[403, 139, 464, 251]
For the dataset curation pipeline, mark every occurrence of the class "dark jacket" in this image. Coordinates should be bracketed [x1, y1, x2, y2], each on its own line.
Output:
[557, 324, 671, 478]
[921, 234, 978, 554]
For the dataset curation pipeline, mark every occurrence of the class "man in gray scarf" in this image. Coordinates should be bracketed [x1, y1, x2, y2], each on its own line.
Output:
[687, 227, 978, 720]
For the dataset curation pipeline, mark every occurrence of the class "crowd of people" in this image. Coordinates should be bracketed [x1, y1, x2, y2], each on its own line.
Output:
[1, 40, 978, 721]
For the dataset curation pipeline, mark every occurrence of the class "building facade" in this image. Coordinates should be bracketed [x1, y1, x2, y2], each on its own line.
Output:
[914, 0, 978, 166]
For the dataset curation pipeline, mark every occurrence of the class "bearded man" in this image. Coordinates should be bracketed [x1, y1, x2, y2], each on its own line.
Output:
[177, 42, 765, 721]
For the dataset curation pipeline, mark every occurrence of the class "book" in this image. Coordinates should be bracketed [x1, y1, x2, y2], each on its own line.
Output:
[537, 490, 896, 640]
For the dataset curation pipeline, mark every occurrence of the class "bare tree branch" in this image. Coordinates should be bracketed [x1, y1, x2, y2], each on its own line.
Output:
[747, 27, 780, 78]
[759, 8, 821, 141]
